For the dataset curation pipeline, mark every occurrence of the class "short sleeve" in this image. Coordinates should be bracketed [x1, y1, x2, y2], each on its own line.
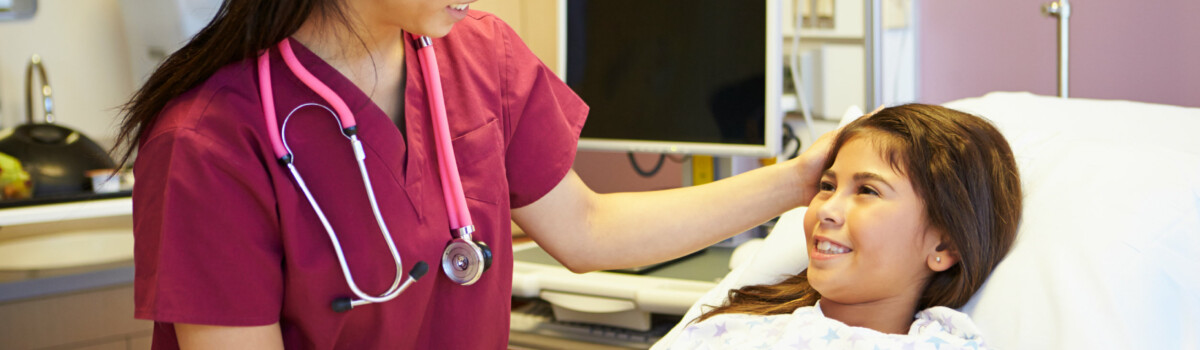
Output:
[498, 21, 589, 208]
[133, 126, 283, 326]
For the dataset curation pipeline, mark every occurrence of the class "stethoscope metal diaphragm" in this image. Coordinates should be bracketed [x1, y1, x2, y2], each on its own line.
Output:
[441, 225, 493, 285]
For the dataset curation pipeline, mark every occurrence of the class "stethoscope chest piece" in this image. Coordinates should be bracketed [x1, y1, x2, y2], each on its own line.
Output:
[442, 226, 493, 285]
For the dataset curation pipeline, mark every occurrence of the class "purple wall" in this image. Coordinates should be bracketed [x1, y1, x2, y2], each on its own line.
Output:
[919, 0, 1200, 107]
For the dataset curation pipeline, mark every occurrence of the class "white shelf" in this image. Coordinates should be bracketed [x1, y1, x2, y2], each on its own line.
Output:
[0, 197, 133, 227]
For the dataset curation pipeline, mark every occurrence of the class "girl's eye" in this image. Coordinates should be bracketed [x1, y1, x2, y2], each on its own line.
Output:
[819, 181, 835, 192]
[858, 186, 880, 196]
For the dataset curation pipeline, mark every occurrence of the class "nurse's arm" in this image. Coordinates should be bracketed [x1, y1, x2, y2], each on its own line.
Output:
[513, 132, 834, 273]
[175, 322, 284, 350]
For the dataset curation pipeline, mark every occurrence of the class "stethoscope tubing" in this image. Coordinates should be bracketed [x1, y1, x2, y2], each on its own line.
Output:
[259, 45, 414, 306]
[279, 40, 358, 132]
[281, 104, 408, 304]
[414, 36, 474, 233]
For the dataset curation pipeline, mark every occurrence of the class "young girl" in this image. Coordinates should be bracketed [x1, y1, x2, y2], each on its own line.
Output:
[667, 104, 1022, 349]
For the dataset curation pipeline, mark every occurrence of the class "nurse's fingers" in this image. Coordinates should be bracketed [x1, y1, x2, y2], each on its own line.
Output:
[793, 130, 836, 204]
[867, 104, 885, 117]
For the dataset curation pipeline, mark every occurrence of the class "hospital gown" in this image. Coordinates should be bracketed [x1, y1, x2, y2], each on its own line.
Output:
[667, 301, 987, 349]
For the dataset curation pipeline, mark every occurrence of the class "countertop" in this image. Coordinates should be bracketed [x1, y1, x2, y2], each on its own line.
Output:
[0, 196, 135, 304]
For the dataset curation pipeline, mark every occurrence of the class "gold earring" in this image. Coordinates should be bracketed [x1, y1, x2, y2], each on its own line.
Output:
[936, 256, 942, 263]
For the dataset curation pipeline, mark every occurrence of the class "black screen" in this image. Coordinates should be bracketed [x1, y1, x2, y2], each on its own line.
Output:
[567, 0, 768, 146]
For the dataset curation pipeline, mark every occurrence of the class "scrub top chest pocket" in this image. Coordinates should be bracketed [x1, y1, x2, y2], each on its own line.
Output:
[449, 117, 505, 206]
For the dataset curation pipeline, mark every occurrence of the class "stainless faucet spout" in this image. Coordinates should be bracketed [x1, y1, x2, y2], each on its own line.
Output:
[25, 54, 55, 124]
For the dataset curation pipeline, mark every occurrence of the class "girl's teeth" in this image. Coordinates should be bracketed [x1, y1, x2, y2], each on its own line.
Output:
[450, 4, 468, 10]
[816, 240, 850, 254]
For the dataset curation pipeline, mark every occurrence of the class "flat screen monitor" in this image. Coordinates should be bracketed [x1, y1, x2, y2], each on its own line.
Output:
[559, 0, 783, 157]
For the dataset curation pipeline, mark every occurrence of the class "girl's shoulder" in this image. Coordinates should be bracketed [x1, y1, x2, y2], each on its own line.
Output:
[669, 306, 989, 349]
[911, 306, 988, 344]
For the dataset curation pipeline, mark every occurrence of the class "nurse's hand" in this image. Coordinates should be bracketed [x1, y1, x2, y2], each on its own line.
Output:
[792, 105, 883, 205]
[792, 130, 836, 206]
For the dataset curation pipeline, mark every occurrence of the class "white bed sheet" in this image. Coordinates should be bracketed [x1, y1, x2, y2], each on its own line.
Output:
[654, 92, 1200, 349]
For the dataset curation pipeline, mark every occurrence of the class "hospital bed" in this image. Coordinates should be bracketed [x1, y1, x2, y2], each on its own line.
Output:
[650, 92, 1200, 349]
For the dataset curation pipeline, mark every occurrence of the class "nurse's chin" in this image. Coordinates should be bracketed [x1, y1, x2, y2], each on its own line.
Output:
[408, 22, 458, 39]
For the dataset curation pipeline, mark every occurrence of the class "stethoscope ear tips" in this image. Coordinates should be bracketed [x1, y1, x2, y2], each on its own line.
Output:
[331, 297, 353, 313]
[410, 261, 429, 280]
[331, 261, 429, 313]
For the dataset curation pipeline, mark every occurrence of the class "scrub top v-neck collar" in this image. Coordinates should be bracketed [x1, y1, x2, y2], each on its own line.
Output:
[282, 36, 428, 188]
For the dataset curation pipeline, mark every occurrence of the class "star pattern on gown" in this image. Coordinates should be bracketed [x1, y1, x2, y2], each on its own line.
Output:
[848, 332, 868, 344]
[822, 328, 840, 344]
[713, 323, 729, 338]
[926, 336, 948, 349]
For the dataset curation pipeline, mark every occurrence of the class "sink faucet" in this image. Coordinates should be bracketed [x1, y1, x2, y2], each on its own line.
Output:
[25, 54, 55, 124]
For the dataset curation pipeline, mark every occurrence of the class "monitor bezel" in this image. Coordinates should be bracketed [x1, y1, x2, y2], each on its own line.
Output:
[557, 0, 783, 157]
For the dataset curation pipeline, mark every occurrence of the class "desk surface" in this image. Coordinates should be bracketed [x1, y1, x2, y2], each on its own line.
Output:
[511, 245, 735, 349]
[513, 245, 733, 283]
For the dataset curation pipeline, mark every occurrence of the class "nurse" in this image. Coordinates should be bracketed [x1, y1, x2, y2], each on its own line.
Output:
[114, 0, 834, 348]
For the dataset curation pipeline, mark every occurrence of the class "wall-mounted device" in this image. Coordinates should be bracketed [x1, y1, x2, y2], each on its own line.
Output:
[0, 0, 36, 21]
[559, 0, 784, 158]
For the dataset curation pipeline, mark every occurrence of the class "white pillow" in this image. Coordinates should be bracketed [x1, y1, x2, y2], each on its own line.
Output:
[655, 93, 1200, 349]
[946, 93, 1200, 349]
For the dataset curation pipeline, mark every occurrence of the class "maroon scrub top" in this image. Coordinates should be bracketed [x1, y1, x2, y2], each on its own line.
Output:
[132, 12, 587, 349]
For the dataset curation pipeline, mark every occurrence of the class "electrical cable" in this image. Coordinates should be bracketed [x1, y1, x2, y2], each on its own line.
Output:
[666, 154, 691, 163]
[781, 122, 802, 159]
[627, 152, 666, 178]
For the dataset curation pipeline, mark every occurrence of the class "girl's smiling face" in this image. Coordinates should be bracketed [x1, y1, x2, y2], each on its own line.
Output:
[802, 135, 949, 307]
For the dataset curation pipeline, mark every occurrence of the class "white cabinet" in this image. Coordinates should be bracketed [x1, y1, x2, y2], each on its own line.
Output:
[0, 197, 148, 350]
[0, 285, 151, 350]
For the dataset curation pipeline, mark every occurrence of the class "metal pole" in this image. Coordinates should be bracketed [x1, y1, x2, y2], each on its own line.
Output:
[1043, 0, 1071, 98]
[865, 0, 883, 108]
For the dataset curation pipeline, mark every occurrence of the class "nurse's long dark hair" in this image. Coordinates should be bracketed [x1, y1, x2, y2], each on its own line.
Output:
[695, 104, 1022, 323]
[113, 0, 352, 168]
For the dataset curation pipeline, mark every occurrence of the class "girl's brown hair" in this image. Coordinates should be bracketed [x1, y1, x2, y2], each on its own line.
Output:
[697, 103, 1022, 322]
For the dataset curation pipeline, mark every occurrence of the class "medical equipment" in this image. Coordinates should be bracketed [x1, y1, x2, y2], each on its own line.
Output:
[560, 0, 784, 158]
[256, 35, 491, 313]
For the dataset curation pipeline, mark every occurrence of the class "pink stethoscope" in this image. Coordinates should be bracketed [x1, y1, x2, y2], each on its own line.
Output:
[256, 35, 492, 313]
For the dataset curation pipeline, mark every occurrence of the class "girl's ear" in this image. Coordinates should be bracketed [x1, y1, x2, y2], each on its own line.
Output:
[928, 241, 959, 272]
